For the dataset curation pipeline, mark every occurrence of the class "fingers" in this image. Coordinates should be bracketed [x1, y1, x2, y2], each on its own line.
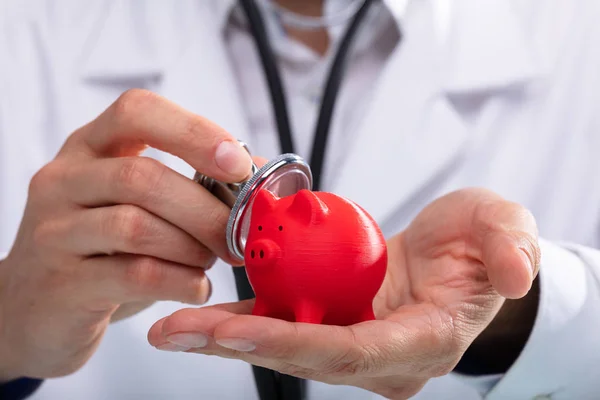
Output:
[480, 231, 537, 299]
[81, 254, 212, 305]
[149, 317, 192, 352]
[59, 89, 252, 183]
[213, 316, 365, 373]
[148, 306, 359, 376]
[471, 197, 541, 299]
[147, 302, 462, 385]
[148, 305, 410, 377]
[43, 205, 215, 268]
[59, 156, 236, 264]
[147, 301, 255, 349]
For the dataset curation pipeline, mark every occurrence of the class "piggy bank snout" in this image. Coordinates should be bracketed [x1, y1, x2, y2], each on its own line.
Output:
[247, 238, 281, 265]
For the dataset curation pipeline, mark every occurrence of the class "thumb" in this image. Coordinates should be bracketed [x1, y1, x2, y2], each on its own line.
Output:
[473, 199, 541, 299]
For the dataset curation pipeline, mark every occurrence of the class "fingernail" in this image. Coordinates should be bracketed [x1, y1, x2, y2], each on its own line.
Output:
[156, 343, 191, 352]
[215, 140, 252, 180]
[166, 333, 208, 348]
[216, 338, 256, 352]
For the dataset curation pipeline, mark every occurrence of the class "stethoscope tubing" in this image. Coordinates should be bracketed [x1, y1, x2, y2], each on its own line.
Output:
[229, 1, 376, 399]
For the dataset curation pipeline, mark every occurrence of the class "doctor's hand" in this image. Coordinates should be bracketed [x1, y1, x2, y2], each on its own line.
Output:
[148, 188, 541, 400]
[0, 89, 253, 382]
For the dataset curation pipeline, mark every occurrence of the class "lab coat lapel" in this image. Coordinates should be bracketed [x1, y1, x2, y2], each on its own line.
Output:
[331, 0, 540, 225]
[79, 0, 250, 174]
[330, 1, 466, 224]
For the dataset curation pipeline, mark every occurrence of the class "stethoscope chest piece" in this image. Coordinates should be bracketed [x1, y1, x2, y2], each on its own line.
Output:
[194, 143, 312, 263]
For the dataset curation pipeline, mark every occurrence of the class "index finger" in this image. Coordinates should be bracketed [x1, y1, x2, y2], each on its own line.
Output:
[59, 89, 253, 183]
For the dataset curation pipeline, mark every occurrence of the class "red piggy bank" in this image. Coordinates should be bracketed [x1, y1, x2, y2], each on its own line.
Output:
[244, 189, 387, 326]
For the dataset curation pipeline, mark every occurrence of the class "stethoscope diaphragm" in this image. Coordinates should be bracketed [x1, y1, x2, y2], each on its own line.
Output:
[194, 142, 312, 263]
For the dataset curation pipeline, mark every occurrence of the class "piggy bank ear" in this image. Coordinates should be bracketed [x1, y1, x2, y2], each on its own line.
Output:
[288, 190, 329, 225]
[253, 189, 278, 214]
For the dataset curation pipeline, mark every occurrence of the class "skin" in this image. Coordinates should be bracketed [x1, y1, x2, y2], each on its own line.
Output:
[276, 0, 541, 376]
[0, 89, 254, 381]
[273, 0, 330, 55]
[0, 0, 540, 397]
[148, 188, 540, 399]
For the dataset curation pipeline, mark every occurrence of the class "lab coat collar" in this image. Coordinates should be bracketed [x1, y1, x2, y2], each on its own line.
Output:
[79, 0, 541, 93]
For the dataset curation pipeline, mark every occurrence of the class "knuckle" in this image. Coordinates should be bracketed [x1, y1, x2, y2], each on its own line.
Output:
[116, 157, 145, 187]
[474, 197, 538, 233]
[110, 206, 153, 249]
[29, 162, 64, 196]
[473, 199, 504, 233]
[31, 220, 56, 248]
[115, 157, 165, 200]
[179, 117, 205, 151]
[125, 257, 165, 290]
[112, 89, 156, 122]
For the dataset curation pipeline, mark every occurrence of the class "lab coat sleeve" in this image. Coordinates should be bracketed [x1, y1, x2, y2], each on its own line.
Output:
[456, 238, 600, 399]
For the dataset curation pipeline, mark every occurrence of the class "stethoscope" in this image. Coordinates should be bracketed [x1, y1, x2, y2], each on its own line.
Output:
[194, 0, 375, 399]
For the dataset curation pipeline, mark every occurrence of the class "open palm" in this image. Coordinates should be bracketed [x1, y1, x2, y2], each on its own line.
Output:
[148, 188, 540, 399]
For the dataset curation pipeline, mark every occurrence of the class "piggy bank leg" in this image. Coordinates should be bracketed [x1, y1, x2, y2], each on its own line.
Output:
[293, 301, 325, 324]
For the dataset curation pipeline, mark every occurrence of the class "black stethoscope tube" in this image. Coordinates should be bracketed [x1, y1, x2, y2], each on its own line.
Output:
[235, 1, 375, 399]
[239, 0, 375, 191]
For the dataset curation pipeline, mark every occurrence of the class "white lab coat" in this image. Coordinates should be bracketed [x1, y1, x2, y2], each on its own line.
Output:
[1, 0, 600, 399]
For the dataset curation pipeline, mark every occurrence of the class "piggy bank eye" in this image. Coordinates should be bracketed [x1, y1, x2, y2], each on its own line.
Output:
[278, 225, 283, 231]
[258, 225, 263, 231]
